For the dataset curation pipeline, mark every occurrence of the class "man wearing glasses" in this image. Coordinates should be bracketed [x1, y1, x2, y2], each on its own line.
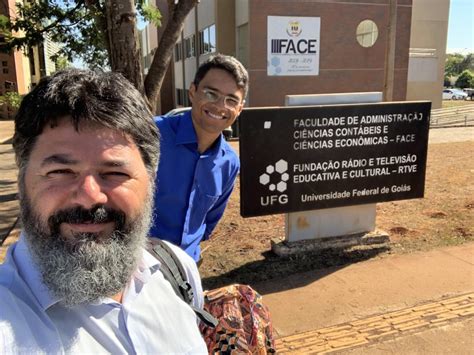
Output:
[150, 54, 248, 262]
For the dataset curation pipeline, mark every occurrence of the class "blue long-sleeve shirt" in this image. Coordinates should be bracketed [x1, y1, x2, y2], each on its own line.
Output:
[150, 111, 240, 261]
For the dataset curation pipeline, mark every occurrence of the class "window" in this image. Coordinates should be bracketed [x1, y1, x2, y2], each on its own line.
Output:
[4, 81, 14, 90]
[356, 20, 378, 48]
[3, 68, 8, 74]
[176, 88, 184, 106]
[184, 89, 190, 106]
[29, 47, 36, 75]
[185, 38, 190, 58]
[176, 89, 191, 106]
[184, 35, 195, 59]
[198, 24, 216, 55]
[174, 42, 183, 61]
[198, 31, 204, 55]
[209, 25, 216, 53]
[2, 61, 7, 67]
[237, 23, 249, 68]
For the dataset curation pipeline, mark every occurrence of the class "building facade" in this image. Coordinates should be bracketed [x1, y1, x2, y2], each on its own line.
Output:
[29, 35, 62, 85]
[406, 0, 450, 109]
[149, 0, 449, 114]
[0, 0, 31, 119]
[0, 0, 61, 119]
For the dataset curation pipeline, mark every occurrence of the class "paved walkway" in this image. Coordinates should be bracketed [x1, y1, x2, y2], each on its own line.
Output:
[254, 243, 474, 353]
[0, 121, 473, 353]
[0, 120, 14, 144]
[0, 143, 18, 254]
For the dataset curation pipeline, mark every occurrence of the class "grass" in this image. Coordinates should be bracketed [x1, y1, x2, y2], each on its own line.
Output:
[441, 99, 474, 108]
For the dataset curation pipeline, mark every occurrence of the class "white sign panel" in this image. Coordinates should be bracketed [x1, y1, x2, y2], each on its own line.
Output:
[267, 16, 320, 76]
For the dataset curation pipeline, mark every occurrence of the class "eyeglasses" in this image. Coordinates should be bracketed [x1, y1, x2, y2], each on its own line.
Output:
[200, 88, 242, 110]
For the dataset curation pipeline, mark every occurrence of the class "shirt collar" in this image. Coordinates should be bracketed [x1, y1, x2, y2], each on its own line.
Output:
[135, 248, 161, 283]
[174, 110, 227, 157]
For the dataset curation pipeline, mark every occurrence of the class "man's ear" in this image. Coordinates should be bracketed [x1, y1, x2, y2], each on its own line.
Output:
[236, 99, 245, 116]
[189, 83, 196, 104]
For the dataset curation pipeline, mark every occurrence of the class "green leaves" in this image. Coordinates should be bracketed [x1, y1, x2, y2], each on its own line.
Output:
[445, 53, 474, 78]
[0, 92, 22, 109]
[0, 0, 108, 68]
[455, 70, 474, 89]
[139, 3, 162, 28]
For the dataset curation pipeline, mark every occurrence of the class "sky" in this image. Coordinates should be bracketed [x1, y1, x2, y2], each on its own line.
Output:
[447, 0, 474, 54]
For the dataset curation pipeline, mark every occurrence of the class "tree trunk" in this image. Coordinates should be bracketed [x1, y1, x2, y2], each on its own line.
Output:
[105, 0, 144, 94]
[144, 0, 198, 113]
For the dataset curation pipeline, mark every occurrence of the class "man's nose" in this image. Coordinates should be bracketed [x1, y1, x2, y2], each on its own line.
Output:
[73, 174, 108, 208]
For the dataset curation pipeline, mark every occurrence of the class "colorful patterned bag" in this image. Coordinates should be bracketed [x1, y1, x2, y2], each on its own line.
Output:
[199, 284, 276, 354]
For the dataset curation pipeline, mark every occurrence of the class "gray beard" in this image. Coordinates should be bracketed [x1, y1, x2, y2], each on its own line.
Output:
[20, 194, 153, 307]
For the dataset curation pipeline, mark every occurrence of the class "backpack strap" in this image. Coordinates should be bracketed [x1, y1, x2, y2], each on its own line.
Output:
[146, 238, 218, 328]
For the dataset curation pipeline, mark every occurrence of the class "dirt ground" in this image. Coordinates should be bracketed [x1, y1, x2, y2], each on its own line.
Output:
[199, 140, 474, 289]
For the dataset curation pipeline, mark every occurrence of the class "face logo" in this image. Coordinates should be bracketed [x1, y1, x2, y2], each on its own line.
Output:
[259, 159, 289, 193]
[286, 21, 302, 37]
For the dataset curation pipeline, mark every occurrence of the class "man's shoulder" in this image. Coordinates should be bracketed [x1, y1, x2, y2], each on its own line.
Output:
[154, 113, 168, 123]
[155, 111, 190, 128]
[0, 255, 43, 319]
[162, 241, 199, 277]
[0, 283, 33, 317]
[0, 243, 23, 292]
[0, 256, 15, 289]
[154, 112, 192, 142]
[146, 240, 204, 309]
[0, 283, 50, 345]
[154, 114, 170, 129]
[0, 282, 61, 352]
[154, 114, 175, 131]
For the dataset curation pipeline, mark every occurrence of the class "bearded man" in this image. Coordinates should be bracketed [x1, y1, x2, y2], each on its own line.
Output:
[0, 69, 207, 353]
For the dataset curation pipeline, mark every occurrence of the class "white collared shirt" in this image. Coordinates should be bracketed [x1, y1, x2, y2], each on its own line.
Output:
[0, 234, 207, 354]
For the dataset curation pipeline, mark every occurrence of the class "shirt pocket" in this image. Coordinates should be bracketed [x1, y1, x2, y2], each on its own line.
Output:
[186, 187, 219, 234]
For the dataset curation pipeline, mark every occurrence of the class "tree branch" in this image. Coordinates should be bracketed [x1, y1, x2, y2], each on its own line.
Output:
[27, 0, 85, 35]
[144, 0, 198, 113]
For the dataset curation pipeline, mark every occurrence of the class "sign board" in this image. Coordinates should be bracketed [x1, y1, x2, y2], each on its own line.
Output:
[267, 16, 320, 76]
[240, 101, 431, 217]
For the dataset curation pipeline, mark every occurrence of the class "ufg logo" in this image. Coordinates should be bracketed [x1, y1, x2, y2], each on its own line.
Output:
[259, 159, 289, 206]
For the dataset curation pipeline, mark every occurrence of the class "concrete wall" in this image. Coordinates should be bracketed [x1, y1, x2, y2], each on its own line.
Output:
[183, 7, 196, 89]
[216, 0, 236, 56]
[406, 0, 450, 109]
[155, 0, 175, 114]
[235, 0, 249, 68]
[43, 36, 60, 76]
[197, 0, 215, 30]
[236, 0, 249, 27]
[13, 49, 30, 94]
[248, 0, 412, 107]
